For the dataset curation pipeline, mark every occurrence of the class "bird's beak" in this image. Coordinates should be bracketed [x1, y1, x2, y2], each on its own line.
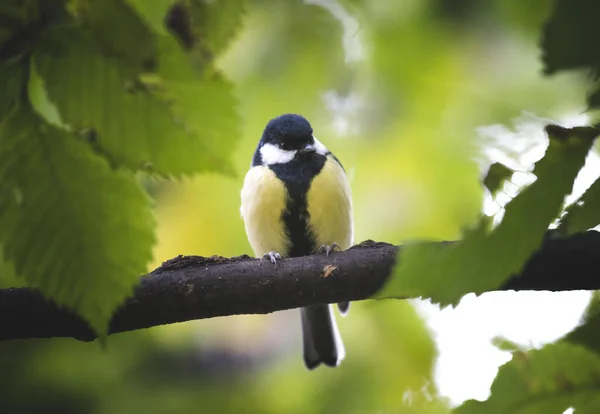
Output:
[298, 144, 316, 154]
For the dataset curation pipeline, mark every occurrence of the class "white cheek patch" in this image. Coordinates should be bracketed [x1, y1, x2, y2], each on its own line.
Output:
[312, 136, 330, 155]
[260, 143, 296, 165]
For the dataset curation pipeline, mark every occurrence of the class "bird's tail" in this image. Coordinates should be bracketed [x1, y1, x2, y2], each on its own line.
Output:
[300, 304, 345, 369]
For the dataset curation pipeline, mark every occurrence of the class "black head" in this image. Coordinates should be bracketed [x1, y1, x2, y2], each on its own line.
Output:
[262, 114, 314, 150]
[253, 114, 324, 166]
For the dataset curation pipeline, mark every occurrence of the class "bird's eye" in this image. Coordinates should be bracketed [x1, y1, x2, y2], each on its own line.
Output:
[280, 143, 293, 151]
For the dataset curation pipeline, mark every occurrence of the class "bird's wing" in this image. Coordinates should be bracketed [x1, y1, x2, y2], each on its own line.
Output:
[240, 166, 290, 257]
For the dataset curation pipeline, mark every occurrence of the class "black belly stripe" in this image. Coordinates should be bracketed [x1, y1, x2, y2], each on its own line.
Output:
[269, 155, 327, 258]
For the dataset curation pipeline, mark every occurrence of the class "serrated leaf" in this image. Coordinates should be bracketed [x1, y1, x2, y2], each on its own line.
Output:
[124, 0, 173, 36]
[27, 59, 63, 128]
[483, 162, 514, 197]
[34, 28, 236, 176]
[155, 35, 239, 159]
[380, 125, 599, 306]
[0, 105, 156, 335]
[454, 342, 600, 414]
[189, 0, 246, 57]
[163, 0, 246, 70]
[72, 0, 157, 74]
[558, 177, 600, 235]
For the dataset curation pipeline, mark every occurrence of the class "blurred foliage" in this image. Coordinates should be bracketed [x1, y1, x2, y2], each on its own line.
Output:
[381, 125, 599, 305]
[563, 291, 600, 354]
[456, 342, 600, 414]
[1, 0, 600, 413]
[558, 174, 600, 236]
[483, 162, 514, 197]
[541, 0, 600, 109]
[467, 294, 600, 414]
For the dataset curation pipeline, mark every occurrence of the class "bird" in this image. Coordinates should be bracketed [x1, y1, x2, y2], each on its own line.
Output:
[240, 113, 354, 369]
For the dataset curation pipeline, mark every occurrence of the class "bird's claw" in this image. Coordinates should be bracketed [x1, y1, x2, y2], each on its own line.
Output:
[317, 242, 341, 257]
[262, 251, 282, 264]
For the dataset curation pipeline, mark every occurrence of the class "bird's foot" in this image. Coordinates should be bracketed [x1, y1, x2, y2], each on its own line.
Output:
[317, 242, 341, 257]
[261, 251, 282, 264]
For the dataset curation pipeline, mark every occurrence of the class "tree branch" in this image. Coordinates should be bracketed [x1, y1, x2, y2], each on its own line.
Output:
[1, 231, 599, 341]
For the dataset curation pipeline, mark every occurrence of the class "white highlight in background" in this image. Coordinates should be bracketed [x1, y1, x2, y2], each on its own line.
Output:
[415, 291, 591, 405]
[418, 111, 597, 405]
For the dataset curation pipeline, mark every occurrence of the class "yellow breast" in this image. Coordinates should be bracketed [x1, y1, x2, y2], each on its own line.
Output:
[307, 157, 354, 251]
[240, 166, 290, 257]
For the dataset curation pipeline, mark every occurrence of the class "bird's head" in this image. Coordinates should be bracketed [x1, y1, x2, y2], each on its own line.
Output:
[254, 114, 327, 166]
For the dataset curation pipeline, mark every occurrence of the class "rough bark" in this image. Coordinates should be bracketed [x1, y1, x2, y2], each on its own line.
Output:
[1, 231, 599, 342]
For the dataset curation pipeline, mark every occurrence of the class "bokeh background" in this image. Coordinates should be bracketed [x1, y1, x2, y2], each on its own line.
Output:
[1, 0, 595, 412]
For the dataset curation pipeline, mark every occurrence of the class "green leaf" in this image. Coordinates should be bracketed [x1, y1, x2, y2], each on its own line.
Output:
[0, 61, 24, 119]
[0, 248, 26, 288]
[27, 59, 63, 128]
[123, 0, 173, 35]
[380, 125, 599, 305]
[72, 0, 157, 75]
[454, 342, 600, 414]
[189, 0, 247, 57]
[541, 0, 600, 74]
[563, 292, 600, 355]
[163, 0, 246, 69]
[541, 0, 600, 109]
[589, 87, 600, 110]
[155, 35, 240, 158]
[492, 336, 527, 353]
[33, 28, 237, 176]
[558, 177, 600, 235]
[0, 105, 156, 335]
[483, 162, 514, 197]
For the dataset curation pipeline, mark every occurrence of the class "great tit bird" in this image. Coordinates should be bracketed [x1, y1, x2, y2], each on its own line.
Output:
[240, 113, 354, 369]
